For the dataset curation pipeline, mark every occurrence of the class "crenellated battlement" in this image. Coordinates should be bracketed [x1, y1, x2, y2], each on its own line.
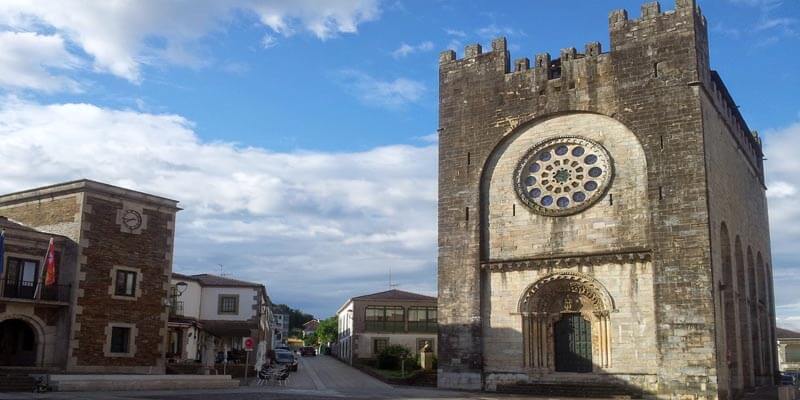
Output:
[440, 1, 706, 72]
[705, 71, 765, 174]
[609, 0, 706, 30]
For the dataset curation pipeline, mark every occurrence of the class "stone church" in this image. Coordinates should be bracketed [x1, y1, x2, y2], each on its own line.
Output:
[437, 1, 776, 398]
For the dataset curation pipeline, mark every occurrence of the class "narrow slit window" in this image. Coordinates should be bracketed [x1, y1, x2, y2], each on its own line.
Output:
[609, 193, 613, 206]
[465, 207, 469, 221]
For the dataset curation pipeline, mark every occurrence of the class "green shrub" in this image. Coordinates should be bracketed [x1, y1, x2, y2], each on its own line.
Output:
[377, 345, 411, 370]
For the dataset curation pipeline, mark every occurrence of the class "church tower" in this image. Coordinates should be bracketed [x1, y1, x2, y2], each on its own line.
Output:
[436, 1, 776, 398]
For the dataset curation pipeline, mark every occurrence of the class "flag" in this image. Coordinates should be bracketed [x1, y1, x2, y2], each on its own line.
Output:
[44, 238, 57, 286]
[0, 230, 5, 275]
[34, 238, 55, 299]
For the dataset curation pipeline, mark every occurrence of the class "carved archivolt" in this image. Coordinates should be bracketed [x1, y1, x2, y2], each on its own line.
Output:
[518, 271, 615, 314]
[518, 272, 615, 371]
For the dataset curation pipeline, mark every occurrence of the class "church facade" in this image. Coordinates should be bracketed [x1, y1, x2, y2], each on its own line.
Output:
[436, 1, 776, 398]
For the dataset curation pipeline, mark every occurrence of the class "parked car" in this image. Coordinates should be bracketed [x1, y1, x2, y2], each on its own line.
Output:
[300, 346, 316, 357]
[274, 345, 291, 352]
[275, 350, 298, 371]
[780, 373, 797, 386]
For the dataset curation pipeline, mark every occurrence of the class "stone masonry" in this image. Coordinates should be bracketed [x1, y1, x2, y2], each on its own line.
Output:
[437, 1, 776, 399]
[0, 180, 180, 373]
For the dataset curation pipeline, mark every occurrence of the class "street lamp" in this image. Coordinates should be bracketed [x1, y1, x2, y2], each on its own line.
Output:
[175, 281, 188, 296]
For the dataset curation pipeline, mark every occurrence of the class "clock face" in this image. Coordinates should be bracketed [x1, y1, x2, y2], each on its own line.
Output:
[514, 136, 613, 216]
[122, 209, 143, 230]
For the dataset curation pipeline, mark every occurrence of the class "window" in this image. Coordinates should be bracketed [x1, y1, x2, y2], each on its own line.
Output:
[115, 270, 137, 297]
[4, 258, 39, 299]
[110, 327, 131, 353]
[365, 306, 404, 332]
[787, 344, 800, 363]
[218, 294, 239, 314]
[373, 338, 388, 355]
[408, 307, 437, 333]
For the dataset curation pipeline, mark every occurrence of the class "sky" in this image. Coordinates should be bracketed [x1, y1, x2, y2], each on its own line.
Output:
[0, 0, 798, 326]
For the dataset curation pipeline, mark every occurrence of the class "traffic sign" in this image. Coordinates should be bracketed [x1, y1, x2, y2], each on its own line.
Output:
[243, 337, 255, 351]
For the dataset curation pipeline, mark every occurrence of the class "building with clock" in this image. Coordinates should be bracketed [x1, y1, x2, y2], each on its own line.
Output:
[0, 179, 180, 374]
[437, 1, 776, 399]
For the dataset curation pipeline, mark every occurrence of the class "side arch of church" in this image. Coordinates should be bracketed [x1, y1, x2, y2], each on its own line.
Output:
[479, 112, 658, 393]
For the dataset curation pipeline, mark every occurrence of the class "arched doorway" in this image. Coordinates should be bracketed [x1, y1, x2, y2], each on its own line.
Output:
[555, 313, 593, 372]
[0, 319, 37, 366]
[519, 272, 614, 372]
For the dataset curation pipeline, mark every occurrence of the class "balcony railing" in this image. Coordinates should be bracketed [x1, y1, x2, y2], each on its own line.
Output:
[365, 320, 405, 333]
[0, 279, 71, 303]
[170, 300, 184, 316]
[408, 321, 438, 333]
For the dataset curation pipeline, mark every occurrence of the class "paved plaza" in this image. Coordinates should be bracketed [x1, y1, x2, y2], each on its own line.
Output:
[0, 356, 575, 400]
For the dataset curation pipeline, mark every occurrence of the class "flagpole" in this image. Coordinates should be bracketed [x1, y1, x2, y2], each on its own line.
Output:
[33, 237, 53, 300]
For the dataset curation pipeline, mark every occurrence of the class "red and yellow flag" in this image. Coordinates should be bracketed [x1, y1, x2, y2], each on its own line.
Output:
[43, 238, 57, 286]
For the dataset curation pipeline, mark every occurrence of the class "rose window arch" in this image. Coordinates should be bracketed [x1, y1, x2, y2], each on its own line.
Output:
[514, 137, 613, 216]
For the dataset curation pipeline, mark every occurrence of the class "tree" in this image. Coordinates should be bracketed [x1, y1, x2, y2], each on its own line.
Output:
[303, 332, 318, 346]
[271, 303, 314, 332]
[315, 316, 338, 345]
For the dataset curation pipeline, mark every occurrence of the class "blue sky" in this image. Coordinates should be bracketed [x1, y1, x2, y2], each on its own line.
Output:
[0, 0, 799, 325]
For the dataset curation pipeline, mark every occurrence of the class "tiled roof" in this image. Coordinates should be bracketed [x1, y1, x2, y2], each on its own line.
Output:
[777, 327, 800, 339]
[172, 273, 263, 288]
[0, 216, 67, 241]
[352, 289, 437, 302]
[0, 216, 41, 233]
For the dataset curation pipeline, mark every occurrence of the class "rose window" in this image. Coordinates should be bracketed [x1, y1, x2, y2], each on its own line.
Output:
[514, 137, 613, 216]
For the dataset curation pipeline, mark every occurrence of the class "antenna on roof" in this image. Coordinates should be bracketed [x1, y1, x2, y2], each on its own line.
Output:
[218, 263, 229, 277]
[389, 266, 399, 289]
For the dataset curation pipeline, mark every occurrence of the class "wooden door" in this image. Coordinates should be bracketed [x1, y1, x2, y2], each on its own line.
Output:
[554, 313, 593, 372]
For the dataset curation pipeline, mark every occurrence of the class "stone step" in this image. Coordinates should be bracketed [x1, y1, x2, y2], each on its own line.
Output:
[166, 364, 203, 375]
[0, 375, 37, 392]
[497, 383, 639, 399]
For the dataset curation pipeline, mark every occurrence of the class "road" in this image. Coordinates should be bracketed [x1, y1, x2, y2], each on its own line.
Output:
[0, 356, 578, 399]
[285, 353, 392, 391]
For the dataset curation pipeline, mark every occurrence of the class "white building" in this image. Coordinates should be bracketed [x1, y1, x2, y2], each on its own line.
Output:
[272, 312, 289, 348]
[778, 327, 800, 372]
[336, 289, 437, 365]
[167, 273, 272, 368]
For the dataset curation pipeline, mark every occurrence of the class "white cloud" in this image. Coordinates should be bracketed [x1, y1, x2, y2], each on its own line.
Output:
[0, 97, 437, 316]
[0, 0, 380, 85]
[0, 32, 81, 92]
[444, 28, 466, 38]
[261, 34, 278, 49]
[391, 41, 434, 58]
[336, 70, 426, 109]
[767, 180, 797, 198]
[763, 120, 800, 329]
[476, 24, 523, 39]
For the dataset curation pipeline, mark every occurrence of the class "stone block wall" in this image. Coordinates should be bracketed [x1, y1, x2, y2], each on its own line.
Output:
[701, 87, 775, 397]
[70, 193, 176, 372]
[483, 262, 658, 389]
[435, 1, 761, 397]
[483, 113, 649, 260]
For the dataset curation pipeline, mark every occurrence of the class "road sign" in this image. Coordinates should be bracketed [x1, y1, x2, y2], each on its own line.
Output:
[243, 337, 255, 351]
